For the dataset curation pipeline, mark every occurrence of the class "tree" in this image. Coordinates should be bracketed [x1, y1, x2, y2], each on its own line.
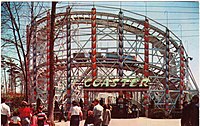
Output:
[47, 2, 57, 125]
[2, 2, 59, 125]
[1, 2, 27, 98]
[1, 2, 51, 101]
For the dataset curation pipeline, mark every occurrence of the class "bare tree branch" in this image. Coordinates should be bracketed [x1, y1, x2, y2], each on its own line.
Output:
[1, 38, 22, 48]
[14, 2, 21, 29]
[4, 2, 28, 100]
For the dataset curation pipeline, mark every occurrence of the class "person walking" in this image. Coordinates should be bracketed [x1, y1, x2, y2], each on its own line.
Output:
[9, 111, 22, 126]
[181, 95, 199, 126]
[181, 101, 189, 126]
[84, 103, 95, 126]
[18, 101, 32, 126]
[59, 104, 67, 122]
[36, 106, 47, 126]
[188, 95, 199, 126]
[102, 104, 111, 126]
[93, 99, 103, 126]
[68, 100, 83, 126]
[135, 106, 139, 118]
[1, 97, 11, 126]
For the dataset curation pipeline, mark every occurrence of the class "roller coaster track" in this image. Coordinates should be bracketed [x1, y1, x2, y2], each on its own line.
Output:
[28, 5, 198, 113]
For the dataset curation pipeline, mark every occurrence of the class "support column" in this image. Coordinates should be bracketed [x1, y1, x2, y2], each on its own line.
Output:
[144, 18, 149, 77]
[66, 6, 71, 107]
[84, 90, 89, 110]
[91, 7, 97, 83]
[165, 28, 170, 112]
[118, 10, 125, 99]
[46, 11, 51, 104]
[180, 44, 185, 109]
[33, 18, 37, 103]
[118, 10, 123, 83]
[143, 18, 149, 117]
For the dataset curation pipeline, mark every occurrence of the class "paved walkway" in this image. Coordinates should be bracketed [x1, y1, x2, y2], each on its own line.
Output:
[55, 117, 181, 126]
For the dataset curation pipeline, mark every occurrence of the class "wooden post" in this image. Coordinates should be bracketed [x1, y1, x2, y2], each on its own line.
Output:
[47, 2, 57, 126]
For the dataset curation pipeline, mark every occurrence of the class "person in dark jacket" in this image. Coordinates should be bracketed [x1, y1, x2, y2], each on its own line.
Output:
[181, 95, 199, 126]
[181, 101, 190, 126]
[189, 95, 199, 126]
[84, 103, 95, 126]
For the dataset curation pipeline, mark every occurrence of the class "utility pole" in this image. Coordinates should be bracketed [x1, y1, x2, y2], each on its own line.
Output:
[48, 2, 57, 126]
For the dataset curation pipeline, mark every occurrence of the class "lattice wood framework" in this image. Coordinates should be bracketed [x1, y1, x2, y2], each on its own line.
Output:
[27, 5, 199, 114]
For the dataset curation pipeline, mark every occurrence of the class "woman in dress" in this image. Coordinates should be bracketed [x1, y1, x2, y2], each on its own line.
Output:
[102, 104, 111, 126]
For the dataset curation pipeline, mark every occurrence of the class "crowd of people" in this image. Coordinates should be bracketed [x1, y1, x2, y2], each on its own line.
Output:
[84, 99, 111, 126]
[68, 99, 111, 126]
[1, 95, 199, 126]
[181, 95, 199, 126]
[0, 98, 47, 126]
[0, 98, 112, 126]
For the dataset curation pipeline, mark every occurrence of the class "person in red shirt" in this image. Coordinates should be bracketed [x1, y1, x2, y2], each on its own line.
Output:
[18, 101, 32, 126]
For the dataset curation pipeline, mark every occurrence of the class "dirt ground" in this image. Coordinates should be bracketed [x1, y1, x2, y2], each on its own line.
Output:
[55, 117, 181, 126]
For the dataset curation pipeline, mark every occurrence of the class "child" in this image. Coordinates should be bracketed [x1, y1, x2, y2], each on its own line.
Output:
[9, 111, 22, 126]
[18, 101, 32, 126]
[36, 106, 47, 126]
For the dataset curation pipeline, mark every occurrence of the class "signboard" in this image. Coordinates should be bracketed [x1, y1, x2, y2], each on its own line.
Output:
[84, 78, 150, 88]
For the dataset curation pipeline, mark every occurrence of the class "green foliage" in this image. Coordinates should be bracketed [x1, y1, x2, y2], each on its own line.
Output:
[2, 93, 25, 112]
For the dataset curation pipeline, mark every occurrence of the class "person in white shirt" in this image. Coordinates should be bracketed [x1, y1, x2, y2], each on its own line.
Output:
[1, 97, 11, 126]
[93, 99, 103, 126]
[9, 111, 21, 126]
[68, 100, 83, 126]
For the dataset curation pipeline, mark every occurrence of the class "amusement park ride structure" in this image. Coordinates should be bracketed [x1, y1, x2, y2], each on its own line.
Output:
[27, 4, 199, 115]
